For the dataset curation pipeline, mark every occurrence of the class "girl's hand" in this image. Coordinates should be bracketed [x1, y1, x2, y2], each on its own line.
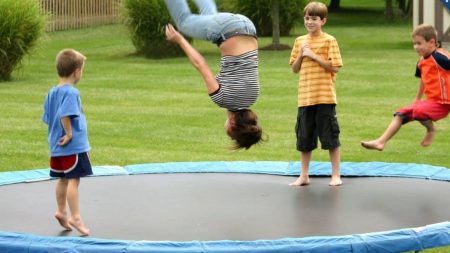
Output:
[165, 24, 183, 44]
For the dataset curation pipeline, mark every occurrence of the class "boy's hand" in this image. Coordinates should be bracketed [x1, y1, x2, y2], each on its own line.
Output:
[165, 24, 183, 44]
[58, 134, 72, 146]
[301, 43, 317, 60]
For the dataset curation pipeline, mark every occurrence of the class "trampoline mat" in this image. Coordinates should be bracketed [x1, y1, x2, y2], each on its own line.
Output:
[0, 173, 449, 241]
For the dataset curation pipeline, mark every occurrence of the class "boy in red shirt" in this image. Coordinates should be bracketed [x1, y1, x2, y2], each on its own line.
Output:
[362, 24, 450, 151]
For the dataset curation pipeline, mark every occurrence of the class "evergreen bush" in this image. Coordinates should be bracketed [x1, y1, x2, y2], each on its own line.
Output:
[122, 0, 188, 58]
[221, 0, 304, 37]
[0, 0, 45, 81]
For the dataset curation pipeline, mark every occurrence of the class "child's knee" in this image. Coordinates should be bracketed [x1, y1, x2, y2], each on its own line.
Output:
[394, 112, 411, 124]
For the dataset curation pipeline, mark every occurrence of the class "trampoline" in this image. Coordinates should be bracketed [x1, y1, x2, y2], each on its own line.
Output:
[0, 161, 449, 253]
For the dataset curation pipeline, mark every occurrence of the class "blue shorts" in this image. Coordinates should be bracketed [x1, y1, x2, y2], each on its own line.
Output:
[295, 104, 340, 152]
[50, 152, 93, 179]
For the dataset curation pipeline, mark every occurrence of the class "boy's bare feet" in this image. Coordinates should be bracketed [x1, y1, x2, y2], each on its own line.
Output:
[54, 212, 72, 231]
[361, 140, 384, 151]
[68, 218, 90, 236]
[421, 128, 436, 147]
[329, 176, 342, 186]
[289, 176, 310, 186]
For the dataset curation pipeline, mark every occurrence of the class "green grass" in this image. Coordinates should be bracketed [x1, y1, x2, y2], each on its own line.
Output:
[0, 3, 449, 252]
[3, 14, 449, 171]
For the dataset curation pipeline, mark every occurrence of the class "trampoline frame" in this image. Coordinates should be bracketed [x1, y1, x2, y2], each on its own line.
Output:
[0, 161, 449, 253]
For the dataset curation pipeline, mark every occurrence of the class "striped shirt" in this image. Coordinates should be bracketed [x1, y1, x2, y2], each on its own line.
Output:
[289, 32, 343, 107]
[210, 49, 259, 111]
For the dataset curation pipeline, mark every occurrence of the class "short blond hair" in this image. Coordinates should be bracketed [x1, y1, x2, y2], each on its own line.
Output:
[55, 49, 86, 78]
[304, 2, 328, 20]
[412, 24, 437, 42]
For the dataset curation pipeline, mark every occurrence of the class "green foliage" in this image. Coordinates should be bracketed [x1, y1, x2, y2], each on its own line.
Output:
[221, 0, 304, 36]
[0, 0, 45, 81]
[122, 0, 186, 58]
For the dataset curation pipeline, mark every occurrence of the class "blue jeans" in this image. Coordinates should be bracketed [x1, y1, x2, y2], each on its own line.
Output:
[164, 0, 256, 45]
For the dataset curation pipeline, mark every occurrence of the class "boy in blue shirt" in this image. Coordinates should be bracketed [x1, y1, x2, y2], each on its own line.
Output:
[42, 49, 91, 236]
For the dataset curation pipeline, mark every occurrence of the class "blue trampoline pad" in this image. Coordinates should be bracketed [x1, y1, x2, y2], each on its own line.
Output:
[0, 161, 449, 253]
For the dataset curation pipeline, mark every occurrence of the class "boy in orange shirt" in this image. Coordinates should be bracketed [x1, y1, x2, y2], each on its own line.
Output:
[289, 2, 343, 186]
[362, 24, 450, 151]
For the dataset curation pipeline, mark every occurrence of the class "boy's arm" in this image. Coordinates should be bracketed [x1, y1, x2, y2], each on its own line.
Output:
[291, 54, 303, 73]
[290, 40, 303, 73]
[58, 116, 72, 146]
[165, 24, 219, 94]
[302, 43, 340, 73]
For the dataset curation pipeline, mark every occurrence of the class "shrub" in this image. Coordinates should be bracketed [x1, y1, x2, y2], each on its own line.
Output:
[220, 0, 304, 37]
[0, 0, 45, 81]
[122, 0, 188, 58]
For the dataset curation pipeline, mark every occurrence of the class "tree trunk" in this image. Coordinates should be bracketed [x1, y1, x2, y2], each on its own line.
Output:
[398, 0, 406, 13]
[271, 0, 280, 46]
[329, 0, 341, 11]
[386, 0, 394, 20]
[261, 0, 290, 51]
[405, 0, 413, 18]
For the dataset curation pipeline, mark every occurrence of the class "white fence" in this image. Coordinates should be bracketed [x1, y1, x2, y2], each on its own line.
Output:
[40, 0, 122, 32]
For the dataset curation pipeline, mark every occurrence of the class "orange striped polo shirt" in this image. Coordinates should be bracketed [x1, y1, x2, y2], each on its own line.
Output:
[289, 32, 343, 107]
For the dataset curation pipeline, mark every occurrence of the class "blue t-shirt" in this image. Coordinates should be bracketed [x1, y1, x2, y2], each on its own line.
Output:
[42, 84, 90, 157]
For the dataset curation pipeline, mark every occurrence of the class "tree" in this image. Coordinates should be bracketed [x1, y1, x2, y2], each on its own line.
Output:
[122, 0, 187, 58]
[386, 0, 394, 20]
[0, 0, 45, 81]
[328, 0, 341, 11]
[398, 0, 413, 17]
[261, 0, 290, 51]
[228, 0, 303, 37]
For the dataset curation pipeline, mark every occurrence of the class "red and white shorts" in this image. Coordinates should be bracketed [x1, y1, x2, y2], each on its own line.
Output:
[396, 100, 450, 124]
[50, 152, 92, 178]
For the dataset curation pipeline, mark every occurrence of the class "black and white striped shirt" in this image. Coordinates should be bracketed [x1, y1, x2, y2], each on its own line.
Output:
[210, 49, 259, 111]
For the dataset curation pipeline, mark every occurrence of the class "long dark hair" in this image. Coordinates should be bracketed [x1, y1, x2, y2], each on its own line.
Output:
[227, 109, 263, 150]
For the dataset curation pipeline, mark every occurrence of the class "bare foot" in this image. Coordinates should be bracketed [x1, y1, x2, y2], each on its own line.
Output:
[361, 140, 384, 151]
[289, 176, 310, 186]
[329, 177, 343, 186]
[54, 212, 72, 231]
[68, 218, 90, 236]
[421, 129, 436, 147]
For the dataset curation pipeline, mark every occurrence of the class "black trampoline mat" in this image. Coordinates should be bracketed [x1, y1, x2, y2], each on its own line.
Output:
[1, 173, 449, 241]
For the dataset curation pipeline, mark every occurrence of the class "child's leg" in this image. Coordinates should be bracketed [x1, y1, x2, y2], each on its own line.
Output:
[361, 115, 403, 151]
[289, 151, 311, 186]
[54, 178, 71, 230]
[329, 147, 342, 186]
[194, 0, 217, 15]
[164, 0, 216, 40]
[67, 178, 90, 236]
[419, 120, 436, 146]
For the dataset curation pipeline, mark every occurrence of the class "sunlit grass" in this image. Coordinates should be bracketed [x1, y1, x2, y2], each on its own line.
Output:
[1, 19, 450, 170]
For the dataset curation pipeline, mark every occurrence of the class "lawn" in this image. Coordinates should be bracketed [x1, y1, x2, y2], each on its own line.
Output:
[0, 3, 449, 252]
[1, 6, 449, 171]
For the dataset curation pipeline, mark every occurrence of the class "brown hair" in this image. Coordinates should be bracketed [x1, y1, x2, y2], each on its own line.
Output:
[227, 109, 263, 150]
[303, 2, 328, 20]
[412, 24, 437, 42]
[55, 49, 86, 77]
